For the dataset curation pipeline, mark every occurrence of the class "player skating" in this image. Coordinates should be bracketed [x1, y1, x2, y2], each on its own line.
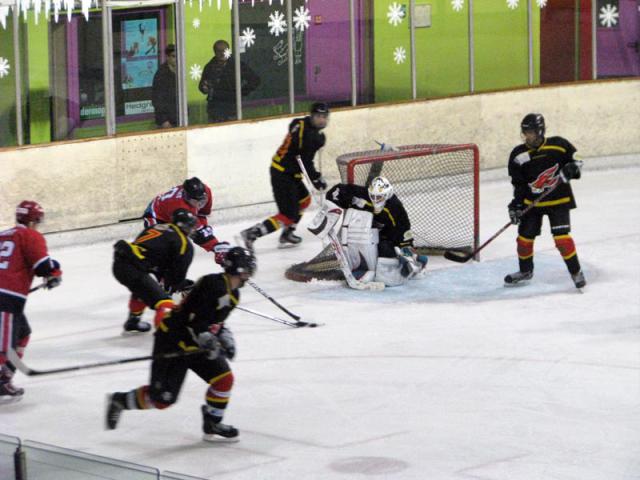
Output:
[114, 209, 196, 333]
[309, 177, 428, 289]
[505, 113, 585, 289]
[240, 102, 329, 251]
[106, 247, 256, 442]
[0, 201, 62, 401]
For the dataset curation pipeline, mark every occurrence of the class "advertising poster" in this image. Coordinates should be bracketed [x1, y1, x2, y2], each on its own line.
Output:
[121, 18, 158, 90]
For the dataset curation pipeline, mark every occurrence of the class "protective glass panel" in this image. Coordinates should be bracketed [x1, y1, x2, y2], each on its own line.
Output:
[0, 434, 20, 479]
[114, 4, 178, 133]
[473, 1, 532, 91]
[414, 0, 470, 99]
[23, 440, 159, 480]
[0, 11, 17, 147]
[595, 0, 640, 78]
[237, 0, 291, 120]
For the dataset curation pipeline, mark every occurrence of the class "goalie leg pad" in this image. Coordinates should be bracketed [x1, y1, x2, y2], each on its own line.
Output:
[374, 257, 407, 287]
[340, 209, 378, 272]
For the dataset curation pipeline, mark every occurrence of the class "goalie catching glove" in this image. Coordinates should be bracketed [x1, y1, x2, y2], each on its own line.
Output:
[395, 247, 428, 279]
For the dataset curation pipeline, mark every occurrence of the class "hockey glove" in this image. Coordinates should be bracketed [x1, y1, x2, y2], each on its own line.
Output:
[508, 200, 525, 225]
[197, 331, 221, 359]
[399, 246, 428, 270]
[312, 176, 327, 191]
[212, 241, 231, 265]
[560, 161, 582, 183]
[217, 326, 236, 360]
[45, 260, 62, 289]
[191, 225, 215, 246]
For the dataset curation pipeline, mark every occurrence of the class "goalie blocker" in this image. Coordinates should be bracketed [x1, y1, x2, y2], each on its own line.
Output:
[308, 184, 428, 288]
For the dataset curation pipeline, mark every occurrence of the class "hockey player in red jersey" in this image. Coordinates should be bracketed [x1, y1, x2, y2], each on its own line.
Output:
[505, 113, 585, 289]
[0, 201, 62, 400]
[106, 247, 256, 442]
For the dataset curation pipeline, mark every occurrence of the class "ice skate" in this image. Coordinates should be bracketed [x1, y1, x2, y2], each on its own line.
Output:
[122, 313, 151, 334]
[105, 392, 126, 430]
[504, 270, 533, 286]
[201, 405, 239, 442]
[0, 379, 24, 404]
[240, 224, 262, 253]
[571, 270, 586, 290]
[278, 226, 302, 249]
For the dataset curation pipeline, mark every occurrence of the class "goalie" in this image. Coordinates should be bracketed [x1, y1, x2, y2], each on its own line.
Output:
[309, 177, 428, 288]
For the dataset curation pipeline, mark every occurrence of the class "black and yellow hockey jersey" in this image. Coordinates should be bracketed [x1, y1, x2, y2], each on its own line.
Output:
[508, 136, 579, 209]
[270, 116, 325, 181]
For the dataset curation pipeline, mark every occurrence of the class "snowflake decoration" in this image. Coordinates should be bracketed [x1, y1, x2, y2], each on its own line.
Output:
[536, 0, 547, 7]
[451, 0, 464, 12]
[599, 4, 619, 28]
[393, 46, 406, 65]
[507, 0, 519, 9]
[190, 64, 203, 81]
[293, 6, 310, 32]
[268, 10, 287, 37]
[223, 47, 232, 60]
[387, 2, 405, 26]
[241, 27, 256, 48]
[0, 57, 10, 79]
[192, 18, 200, 29]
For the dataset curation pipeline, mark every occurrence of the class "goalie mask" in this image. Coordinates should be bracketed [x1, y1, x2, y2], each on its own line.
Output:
[368, 176, 393, 214]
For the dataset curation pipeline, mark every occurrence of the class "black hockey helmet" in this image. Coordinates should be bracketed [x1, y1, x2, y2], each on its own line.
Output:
[172, 208, 197, 235]
[520, 113, 545, 137]
[223, 247, 256, 277]
[182, 177, 206, 202]
[310, 101, 330, 115]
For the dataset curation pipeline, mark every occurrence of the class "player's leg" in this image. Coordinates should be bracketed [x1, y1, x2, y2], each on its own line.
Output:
[549, 208, 586, 288]
[191, 355, 238, 440]
[504, 209, 543, 285]
[106, 335, 188, 430]
[0, 312, 30, 399]
[278, 181, 311, 248]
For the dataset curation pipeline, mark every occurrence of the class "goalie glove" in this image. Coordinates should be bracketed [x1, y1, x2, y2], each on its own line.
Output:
[396, 247, 428, 279]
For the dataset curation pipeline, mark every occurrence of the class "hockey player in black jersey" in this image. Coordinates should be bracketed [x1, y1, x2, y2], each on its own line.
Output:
[240, 102, 329, 250]
[106, 247, 256, 441]
[309, 177, 428, 287]
[113, 209, 196, 333]
[505, 113, 585, 289]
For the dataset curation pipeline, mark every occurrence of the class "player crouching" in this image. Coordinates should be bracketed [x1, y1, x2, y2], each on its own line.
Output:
[106, 247, 256, 442]
[309, 177, 428, 289]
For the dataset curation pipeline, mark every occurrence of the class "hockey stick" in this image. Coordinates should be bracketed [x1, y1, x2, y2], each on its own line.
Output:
[295, 156, 385, 291]
[7, 347, 207, 376]
[236, 305, 321, 328]
[29, 282, 47, 293]
[246, 279, 302, 321]
[444, 180, 562, 263]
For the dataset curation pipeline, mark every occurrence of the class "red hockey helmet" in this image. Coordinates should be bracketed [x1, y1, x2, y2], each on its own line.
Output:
[16, 200, 44, 225]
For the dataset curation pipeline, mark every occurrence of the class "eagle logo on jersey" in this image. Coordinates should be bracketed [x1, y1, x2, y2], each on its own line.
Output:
[528, 164, 560, 194]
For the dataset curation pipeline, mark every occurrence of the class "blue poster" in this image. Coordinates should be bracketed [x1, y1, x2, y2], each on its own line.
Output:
[121, 18, 158, 90]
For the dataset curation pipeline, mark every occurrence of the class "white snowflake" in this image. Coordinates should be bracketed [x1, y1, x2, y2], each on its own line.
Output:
[192, 18, 200, 29]
[599, 4, 619, 28]
[0, 57, 9, 79]
[536, 0, 547, 7]
[241, 27, 256, 48]
[387, 2, 405, 26]
[393, 46, 406, 65]
[451, 0, 464, 12]
[268, 10, 287, 37]
[507, 0, 519, 9]
[223, 47, 232, 59]
[293, 6, 310, 32]
[190, 64, 203, 81]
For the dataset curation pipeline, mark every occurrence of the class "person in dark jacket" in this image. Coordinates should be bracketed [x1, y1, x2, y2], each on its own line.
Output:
[198, 39, 260, 123]
[152, 44, 177, 128]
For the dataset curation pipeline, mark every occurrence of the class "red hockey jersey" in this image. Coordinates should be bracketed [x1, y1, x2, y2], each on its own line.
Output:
[143, 184, 213, 228]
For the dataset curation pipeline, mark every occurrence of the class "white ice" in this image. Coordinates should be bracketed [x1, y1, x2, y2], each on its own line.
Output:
[2, 165, 639, 480]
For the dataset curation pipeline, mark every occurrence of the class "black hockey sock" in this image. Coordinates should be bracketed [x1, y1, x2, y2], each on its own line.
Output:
[564, 255, 581, 276]
[262, 217, 280, 235]
[518, 257, 533, 273]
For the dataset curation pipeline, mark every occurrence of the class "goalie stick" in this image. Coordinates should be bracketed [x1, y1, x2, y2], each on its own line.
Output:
[236, 305, 321, 328]
[295, 156, 385, 291]
[444, 178, 562, 263]
[7, 347, 207, 376]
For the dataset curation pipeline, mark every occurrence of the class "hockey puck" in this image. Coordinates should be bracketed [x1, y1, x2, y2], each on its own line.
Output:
[309, 323, 318, 328]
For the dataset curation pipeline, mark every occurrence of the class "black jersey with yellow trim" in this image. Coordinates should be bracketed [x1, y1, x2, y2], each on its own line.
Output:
[117, 223, 194, 290]
[157, 273, 239, 346]
[326, 183, 414, 248]
[508, 136, 579, 209]
[270, 116, 325, 181]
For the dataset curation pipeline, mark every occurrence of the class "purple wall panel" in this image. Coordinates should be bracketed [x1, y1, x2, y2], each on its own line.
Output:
[597, 0, 640, 76]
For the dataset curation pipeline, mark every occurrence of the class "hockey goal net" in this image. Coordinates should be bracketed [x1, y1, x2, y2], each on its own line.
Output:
[285, 144, 479, 282]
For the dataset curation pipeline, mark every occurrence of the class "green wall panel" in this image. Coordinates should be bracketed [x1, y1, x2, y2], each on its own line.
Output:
[0, 19, 17, 147]
[26, 16, 50, 144]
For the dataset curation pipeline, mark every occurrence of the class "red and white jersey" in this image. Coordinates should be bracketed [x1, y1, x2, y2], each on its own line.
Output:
[0, 225, 51, 300]
[143, 184, 213, 229]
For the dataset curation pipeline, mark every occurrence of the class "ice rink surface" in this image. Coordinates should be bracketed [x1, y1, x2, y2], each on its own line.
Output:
[2, 166, 639, 480]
